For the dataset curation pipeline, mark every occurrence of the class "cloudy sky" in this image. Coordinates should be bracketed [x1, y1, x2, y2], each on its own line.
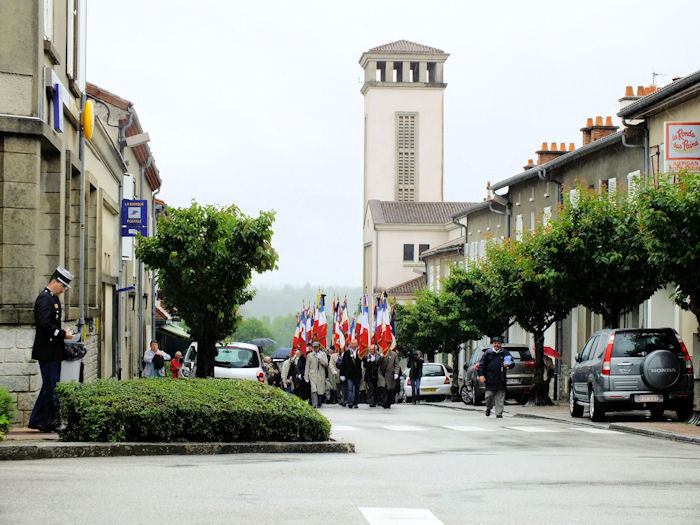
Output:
[86, 0, 699, 288]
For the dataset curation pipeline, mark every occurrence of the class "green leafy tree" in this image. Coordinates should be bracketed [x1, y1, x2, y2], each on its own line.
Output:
[636, 171, 700, 329]
[136, 202, 278, 377]
[231, 317, 274, 345]
[545, 185, 661, 328]
[483, 233, 576, 404]
[395, 288, 480, 390]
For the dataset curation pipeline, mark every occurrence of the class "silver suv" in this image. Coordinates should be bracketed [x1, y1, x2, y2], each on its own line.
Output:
[569, 328, 694, 422]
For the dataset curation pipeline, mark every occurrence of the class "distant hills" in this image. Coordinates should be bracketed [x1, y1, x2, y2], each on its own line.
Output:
[239, 284, 364, 319]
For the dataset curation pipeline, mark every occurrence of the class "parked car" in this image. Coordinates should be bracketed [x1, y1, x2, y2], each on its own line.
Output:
[403, 363, 452, 401]
[569, 328, 694, 422]
[180, 341, 266, 383]
[459, 344, 535, 406]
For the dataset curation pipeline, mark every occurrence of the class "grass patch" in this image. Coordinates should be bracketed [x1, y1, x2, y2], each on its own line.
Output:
[56, 379, 330, 443]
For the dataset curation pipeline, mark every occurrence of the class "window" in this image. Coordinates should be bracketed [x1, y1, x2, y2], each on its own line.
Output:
[515, 214, 523, 241]
[569, 189, 580, 208]
[579, 336, 599, 361]
[607, 177, 617, 202]
[396, 113, 417, 201]
[530, 211, 535, 232]
[403, 243, 414, 262]
[44, 0, 54, 40]
[418, 243, 430, 255]
[542, 206, 552, 227]
[627, 170, 640, 200]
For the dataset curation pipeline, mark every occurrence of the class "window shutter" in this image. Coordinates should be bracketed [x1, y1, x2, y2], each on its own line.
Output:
[542, 206, 552, 227]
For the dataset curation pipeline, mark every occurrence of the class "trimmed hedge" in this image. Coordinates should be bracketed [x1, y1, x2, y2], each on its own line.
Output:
[56, 379, 330, 443]
[0, 385, 14, 440]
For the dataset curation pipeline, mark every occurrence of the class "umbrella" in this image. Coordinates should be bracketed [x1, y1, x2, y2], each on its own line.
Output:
[248, 338, 277, 347]
[271, 347, 292, 360]
[543, 346, 562, 359]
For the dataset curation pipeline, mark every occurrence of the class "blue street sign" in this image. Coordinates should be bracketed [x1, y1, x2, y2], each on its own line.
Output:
[121, 199, 148, 237]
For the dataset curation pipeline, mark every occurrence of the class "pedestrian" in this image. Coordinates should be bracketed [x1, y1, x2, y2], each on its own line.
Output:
[327, 346, 340, 403]
[478, 336, 514, 418]
[143, 340, 171, 378]
[336, 349, 346, 406]
[377, 346, 400, 409]
[290, 349, 307, 399]
[28, 266, 75, 433]
[362, 344, 380, 407]
[304, 341, 328, 408]
[340, 338, 362, 408]
[281, 356, 292, 393]
[170, 351, 183, 378]
[409, 350, 424, 404]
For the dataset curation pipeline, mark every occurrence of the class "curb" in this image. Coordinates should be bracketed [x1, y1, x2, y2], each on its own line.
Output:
[608, 424, 700, 445]
[0, 441, 355, 461]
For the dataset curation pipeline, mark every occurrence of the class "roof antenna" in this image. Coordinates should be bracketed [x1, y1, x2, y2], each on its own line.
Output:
[652, 72, 666, 86]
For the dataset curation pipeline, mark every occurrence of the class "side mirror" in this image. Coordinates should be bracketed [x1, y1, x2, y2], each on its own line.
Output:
[575, 353, 582, 363]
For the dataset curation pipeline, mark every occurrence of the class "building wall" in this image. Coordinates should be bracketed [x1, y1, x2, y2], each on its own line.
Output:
[363, 87, 444, 205]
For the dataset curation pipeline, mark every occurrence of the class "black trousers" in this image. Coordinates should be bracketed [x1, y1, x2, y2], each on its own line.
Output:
[29, 360, 61, 429]
[378, 386, 394, 408]
[366, 380, 378, 405]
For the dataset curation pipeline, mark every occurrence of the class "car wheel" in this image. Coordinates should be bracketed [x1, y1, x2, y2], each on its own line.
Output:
[460, 385, 473, 405]
[649, 406, 665, 419]
[676, 401, 693, 422]
[569, 388, 583, 418]
[589, 390, 605, 422]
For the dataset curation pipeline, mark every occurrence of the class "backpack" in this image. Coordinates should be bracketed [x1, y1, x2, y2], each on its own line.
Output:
[152, 353, 165, 370]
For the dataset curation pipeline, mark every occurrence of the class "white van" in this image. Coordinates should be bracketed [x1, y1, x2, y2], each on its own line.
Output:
[180, 341, 265, 382]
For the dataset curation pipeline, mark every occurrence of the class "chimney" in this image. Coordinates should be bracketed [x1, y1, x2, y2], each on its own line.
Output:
[523, 158, 535, 171]
[590, 115, 618, 142]
[536, 141, 567, 165]
[619, 85, 642, 113]
[581, 117, 593, 146]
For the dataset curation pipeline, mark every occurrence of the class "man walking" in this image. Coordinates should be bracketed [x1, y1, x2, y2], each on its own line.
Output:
[340, 339, 362, 408]
[362, 344, 380, 407]
[304, 342, 328, 408]
[377, 346, 400, 409]
[28, 266, 75, 433]
[478, 336, 514, 418]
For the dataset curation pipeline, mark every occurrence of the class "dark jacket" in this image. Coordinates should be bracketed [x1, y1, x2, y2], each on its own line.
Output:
[362, 353, 380, 384]
[409, 355, 424, 380]
[478, 348, 514, 391]
[340, 350, 362, 382]
[32, 288, 66, 361]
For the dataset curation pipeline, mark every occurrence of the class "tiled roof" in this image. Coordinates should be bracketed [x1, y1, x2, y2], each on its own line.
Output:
[368, 40, 445, 55]
[420, 236, 465, 259]
[369, 200, 473, 224]
[618, 69, 700, 118]
[386, 275, 426, 296]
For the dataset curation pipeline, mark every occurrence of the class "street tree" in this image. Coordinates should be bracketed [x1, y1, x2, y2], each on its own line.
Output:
[136, 202, 278, 377]
[636, 171, 700, 329]
[231, 317, 274, 348]
[545, 185, 661, 328]
[483, 233, 576, 404]
[395, 288, 480, 391]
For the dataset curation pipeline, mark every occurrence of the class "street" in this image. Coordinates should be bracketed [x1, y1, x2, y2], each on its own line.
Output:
[1, 402, 699, 525]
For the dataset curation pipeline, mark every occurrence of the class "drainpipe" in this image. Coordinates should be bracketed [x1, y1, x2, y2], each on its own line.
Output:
[138, 155, 153, 365]
[151, 187, 161, 344]
[78, 93, 86, 333]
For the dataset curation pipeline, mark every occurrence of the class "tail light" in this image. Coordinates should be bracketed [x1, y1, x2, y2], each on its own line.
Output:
[443, 376, 450, 385]
[407, 377, 411, 386]
[675, 331, 694, 375]
[524, 360, 535, 371]
[256, 371, 265, 383]
[601, 333, 615, 375]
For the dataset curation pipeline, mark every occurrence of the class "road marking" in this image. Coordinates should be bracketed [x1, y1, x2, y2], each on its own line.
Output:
[443, 425, 494, 432]
[332, 425, 360, 431]
[568, 427, 621, 434]
[382, 425, 428, 432]
[504, 426, 560, 433]
[359, 507, 444, 524]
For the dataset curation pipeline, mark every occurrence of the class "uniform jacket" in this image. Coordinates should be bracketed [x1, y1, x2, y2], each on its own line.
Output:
[304, 351, 329, 394]
[478, 347, 514, 391]
[328, 353, 340, 389]
[362, 353, 380, 384]
[340, 349, 362, 382]
[377, 350, 400, 390]
[32, 288, 66, 361]
[281, 358, 292, 388]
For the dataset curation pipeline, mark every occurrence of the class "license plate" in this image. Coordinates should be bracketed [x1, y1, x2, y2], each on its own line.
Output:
[636, 394, 661, 403]
[507, 378, 519, 385]
[422, 388, 436, 392]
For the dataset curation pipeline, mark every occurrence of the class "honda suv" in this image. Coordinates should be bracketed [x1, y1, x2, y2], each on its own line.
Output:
[569, 328, 694, 422]
[460, 344, 535, 406]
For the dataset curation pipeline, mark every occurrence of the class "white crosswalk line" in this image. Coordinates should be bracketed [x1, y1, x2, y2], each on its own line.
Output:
[568, 427, 621, 434]
[359, 507, 444, 524]
[443, 425, 494, 432]
[332, 425, 360, 431]
[382, 425, 428, 432]
[504, 426, 561, 433]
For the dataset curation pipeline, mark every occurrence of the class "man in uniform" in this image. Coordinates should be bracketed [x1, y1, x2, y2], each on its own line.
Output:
[28, 266, 75, 432]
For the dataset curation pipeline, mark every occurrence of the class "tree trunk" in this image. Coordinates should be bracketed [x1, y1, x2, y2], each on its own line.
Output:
[195, 317, 218, 378]
[602, 308, 621, 329]
[450, 347, 460, 400]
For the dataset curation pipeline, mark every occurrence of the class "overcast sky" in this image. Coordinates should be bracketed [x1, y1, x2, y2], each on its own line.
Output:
[86, 0, 699, 288]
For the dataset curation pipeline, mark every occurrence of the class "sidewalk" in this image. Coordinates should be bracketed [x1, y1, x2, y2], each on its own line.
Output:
[428, 401, 700, 444]
[0, 427, 354, 461]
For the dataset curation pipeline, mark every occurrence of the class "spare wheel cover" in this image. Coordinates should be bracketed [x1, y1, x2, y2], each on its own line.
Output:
[641, 350, 680, 390]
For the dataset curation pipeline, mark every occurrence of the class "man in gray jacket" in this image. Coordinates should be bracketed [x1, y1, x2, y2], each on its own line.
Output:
[305, 342, 328, 408]
[377, 347, 400, 409]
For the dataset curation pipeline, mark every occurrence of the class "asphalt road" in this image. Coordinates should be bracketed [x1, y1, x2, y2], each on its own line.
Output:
[1, 402, 699, 525]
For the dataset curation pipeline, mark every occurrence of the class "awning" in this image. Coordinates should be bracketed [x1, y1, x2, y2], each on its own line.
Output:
[158, 322, 190, 340]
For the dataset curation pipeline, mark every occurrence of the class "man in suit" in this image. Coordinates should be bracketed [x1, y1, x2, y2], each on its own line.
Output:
[378, 346, 400, 409]
[304, 341, 328, 408]
[362, 344, 380, 407]
[29, 266, 75, 432]
[340, 338, 362, 408]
